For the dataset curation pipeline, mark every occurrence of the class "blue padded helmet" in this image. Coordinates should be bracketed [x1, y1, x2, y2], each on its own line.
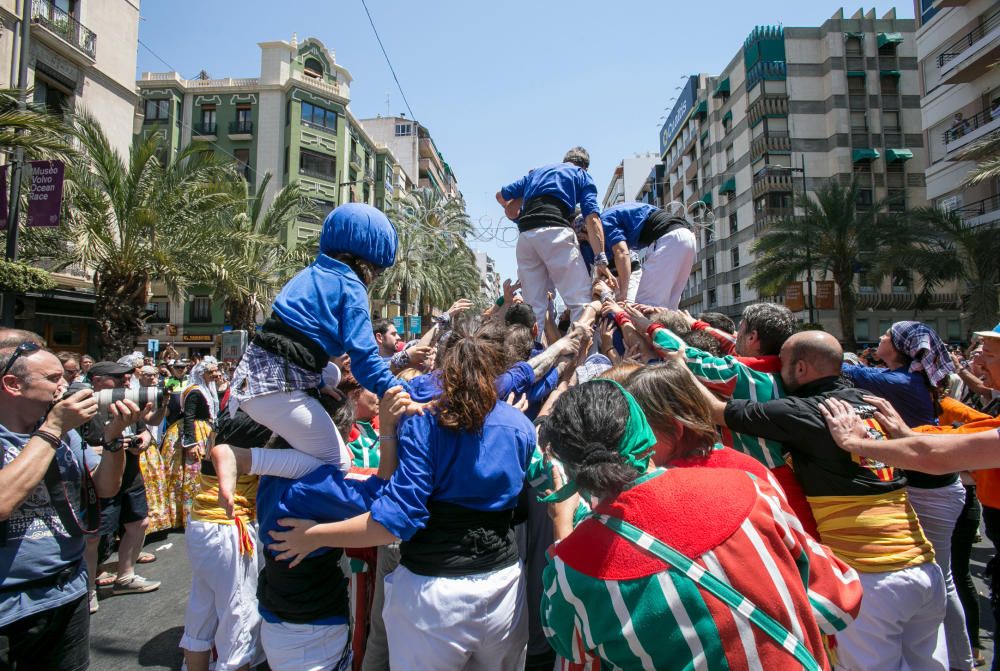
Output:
[319, 203, 398, 268]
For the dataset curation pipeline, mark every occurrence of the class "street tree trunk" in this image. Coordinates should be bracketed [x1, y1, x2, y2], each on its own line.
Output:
[835, 273, 857, 351]
[93, 269, 148, 359]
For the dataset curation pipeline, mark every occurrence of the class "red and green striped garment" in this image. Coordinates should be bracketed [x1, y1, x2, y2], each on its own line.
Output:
[347, 420, 380, 469]
[650, 326, 786, 469]
[541, 467, 861, 670]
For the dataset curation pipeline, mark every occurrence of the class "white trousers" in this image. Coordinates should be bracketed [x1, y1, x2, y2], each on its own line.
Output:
[180, 520, 262, 671]
[516, 227, 592, 333]
[241, 390, 351, 479]
[383, 563, 528, 671]
[634, 227, 697, 309]
[906, 482, 973, 670]
[259, 619, 351, 671]
[836, 562, 948, 671]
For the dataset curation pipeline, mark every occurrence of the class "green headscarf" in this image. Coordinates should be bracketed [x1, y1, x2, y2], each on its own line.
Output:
[540, 379, 657, 503]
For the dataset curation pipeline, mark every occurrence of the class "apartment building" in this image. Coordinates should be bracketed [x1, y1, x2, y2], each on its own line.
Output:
[362, 115, 459, 198]
[913, 0, 999, 226]
[0, 0, 140, 352]
[135, 35, 410, 355]
[654, 9, 960, 343]
[474, 250, 501, 304]
[602, 153, 660, 209]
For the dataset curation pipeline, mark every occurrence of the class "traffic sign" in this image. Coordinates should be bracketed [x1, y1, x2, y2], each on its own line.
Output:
[147, 339, 160, 353]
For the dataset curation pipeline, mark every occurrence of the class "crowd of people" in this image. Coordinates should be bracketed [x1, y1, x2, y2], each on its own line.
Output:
[4, 148, 1000, 671]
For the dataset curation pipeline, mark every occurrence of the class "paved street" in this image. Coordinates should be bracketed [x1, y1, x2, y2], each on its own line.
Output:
[89, 526, 999, 670]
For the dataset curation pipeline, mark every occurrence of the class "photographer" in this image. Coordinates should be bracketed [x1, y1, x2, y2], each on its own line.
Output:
[0, 341, 140, 670]
[81, 362, 162, 602]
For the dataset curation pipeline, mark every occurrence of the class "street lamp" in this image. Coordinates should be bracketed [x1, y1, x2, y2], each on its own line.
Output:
[770, 157, 813, 323]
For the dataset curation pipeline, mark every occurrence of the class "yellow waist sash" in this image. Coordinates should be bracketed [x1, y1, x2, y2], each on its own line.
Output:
[190, 474, 258, 555]
[807, 489, 934, 573]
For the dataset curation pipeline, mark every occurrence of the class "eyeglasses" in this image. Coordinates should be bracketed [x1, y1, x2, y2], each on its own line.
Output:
[1, 342, 42, 378]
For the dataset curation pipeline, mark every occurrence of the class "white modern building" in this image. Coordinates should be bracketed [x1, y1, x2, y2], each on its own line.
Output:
[602, 153, 661, 208]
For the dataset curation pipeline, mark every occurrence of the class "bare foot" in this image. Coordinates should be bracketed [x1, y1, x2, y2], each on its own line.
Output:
[210, 442, 238, 519]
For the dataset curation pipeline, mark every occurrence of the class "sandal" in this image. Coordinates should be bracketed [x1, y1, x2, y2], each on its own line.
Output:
[137, 551, 156, 564]
[95, 571, 117, 587]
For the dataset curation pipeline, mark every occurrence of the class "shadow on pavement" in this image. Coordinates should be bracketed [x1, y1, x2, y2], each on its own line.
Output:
[138, 626, 184, 669]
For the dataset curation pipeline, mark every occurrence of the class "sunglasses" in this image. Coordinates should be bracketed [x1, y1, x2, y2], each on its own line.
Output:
[1, 342, 41, 378]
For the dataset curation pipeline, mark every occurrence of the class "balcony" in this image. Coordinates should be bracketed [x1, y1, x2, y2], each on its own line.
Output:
[228, 120, 253, 139]
[750, 131, 791, 160]
[943, 104, 1000, 156]
[30, 0, 96, 61]
[856, 291, 960, 311]
[365, 167, 376, 184]
[298, 166, 337, 183]
[746, 93, 788, 127]
[937, 9, 1000, 84]
[955, 194, 1000, 228]
[192, 122, 217, 139]
[350, 151, 363, 170]
[752, 168, 794, 199]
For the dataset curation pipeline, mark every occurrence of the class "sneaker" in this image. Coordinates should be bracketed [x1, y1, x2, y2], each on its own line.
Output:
[112, 574, 160, 595]
[89, 590, 99, 614]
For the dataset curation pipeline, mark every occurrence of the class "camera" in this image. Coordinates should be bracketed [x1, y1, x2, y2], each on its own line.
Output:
[63, 380, 166, 422]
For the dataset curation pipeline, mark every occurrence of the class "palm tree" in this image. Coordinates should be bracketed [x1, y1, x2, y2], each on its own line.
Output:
[963, 130, 1000, 187]
[878, 207, 1000, 333]
[371, 189, 477, 326]
[206, 171, 318, 332]
[750, 180, 910, 349]
[36, 111, 235, 356]
[0, 88, 75, 160]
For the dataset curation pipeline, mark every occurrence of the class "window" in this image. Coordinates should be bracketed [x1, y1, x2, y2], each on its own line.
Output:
[144, 98, 169, 122]
[304, 57, 324, 79]
[848, 76, 866, 94]
[708, 289, 717, 306]
[233, 148, 250, 180]
[947, 319, 961, 341]
[190, 297, 212, 323]
[148, 299, 170, 323]
[725, 145, 734, 168]
[878, 320, 891, 335]
[722, 115, 732, 135]
[313, 199, 336, 220]
[850, 111, 867, 130]
[299, 150, 337, 180]
[731, 247, 740, 268]
[729, 213, 738, 235]
[235, 105, 252, 131]
[855, 188, 874, 209]
[199, 106, 216, 133]
[882, 111, 900, 130]
[857, 270, 876, 293]
[855, 318, 870, 341]
[704, 225, 714, 246]
[300, 102, 337, 132]
[846, 36, 863, 56]
[891, 270, 911, 293]
[880, 76, 899, 96]
[706, 257, 716, 276]
[395, 123, 412, 136]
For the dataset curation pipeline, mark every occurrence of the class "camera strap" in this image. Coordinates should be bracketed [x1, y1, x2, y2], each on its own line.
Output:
[42, 442, 100, 538]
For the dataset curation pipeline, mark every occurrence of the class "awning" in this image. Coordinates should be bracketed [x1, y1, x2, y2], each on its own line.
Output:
[695, 99, 708, 118]
[885, 148, 913, 162]
[852, 148, 880, 163]
[701, 192, 713, 206]
[722, 110, 733, 124]
[880, 69, 901, 77]
[713, 77, 730, 97]
[720, 177, 736, 193]
[845, 31, 865, 40]
[877, 32, 904, 49]
[846, 71, 866, 78]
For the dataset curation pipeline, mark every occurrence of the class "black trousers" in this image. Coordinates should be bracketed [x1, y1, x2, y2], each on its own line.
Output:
[0, 594, 89, 671]
[982, 504, 1000, 669]
[951, 484, 982, 650]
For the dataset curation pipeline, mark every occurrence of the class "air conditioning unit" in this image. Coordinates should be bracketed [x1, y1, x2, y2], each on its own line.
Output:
[14, 298, 35, 320]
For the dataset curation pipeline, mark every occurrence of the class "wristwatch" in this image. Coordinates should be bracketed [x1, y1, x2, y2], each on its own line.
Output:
[103, 437, 125, 453]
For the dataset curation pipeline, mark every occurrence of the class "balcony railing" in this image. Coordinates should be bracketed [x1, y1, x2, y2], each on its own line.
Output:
[228, 120, 253, 135]
[31, 0, 96, 59]
[299, 166, 337, 182]
[955, 194, 1000, 225]
[937, 9, 1000, 68]
[943, 105, 1000, 144]
[350, 151, 363, 168]
[192, 122, 217, 136]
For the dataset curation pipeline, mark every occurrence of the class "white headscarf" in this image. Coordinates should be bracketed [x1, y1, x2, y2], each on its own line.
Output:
[186, 355, 220, 420]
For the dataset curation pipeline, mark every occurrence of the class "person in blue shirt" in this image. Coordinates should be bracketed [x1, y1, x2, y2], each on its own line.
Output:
[496, 147, 612, 334]
[577, 202, 696, 309]
[218, 204, 408, 514]
[842, 320, 972, 671]
[269, 327, 536, 671]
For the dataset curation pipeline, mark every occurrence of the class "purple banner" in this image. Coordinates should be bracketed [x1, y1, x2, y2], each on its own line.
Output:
[0, 165, 8, 230]
[27, 160, 64, 228]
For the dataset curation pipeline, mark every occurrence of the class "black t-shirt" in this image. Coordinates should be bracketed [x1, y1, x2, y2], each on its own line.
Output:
[724, 376, 908, 498]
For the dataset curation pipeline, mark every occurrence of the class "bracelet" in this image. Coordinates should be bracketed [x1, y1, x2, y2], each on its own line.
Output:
[593, 252, 609, 267]
[379, 435, 397, 443]
[32, 430, 62, 450]
[614, 312, 633, 328]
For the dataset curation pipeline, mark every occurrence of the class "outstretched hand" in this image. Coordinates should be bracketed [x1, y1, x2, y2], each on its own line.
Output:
[269, 518, 319, 568]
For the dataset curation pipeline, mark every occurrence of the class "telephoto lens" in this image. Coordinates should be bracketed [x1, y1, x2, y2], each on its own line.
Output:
[62, 380, 93, 399]
[93, 386, 166, 416]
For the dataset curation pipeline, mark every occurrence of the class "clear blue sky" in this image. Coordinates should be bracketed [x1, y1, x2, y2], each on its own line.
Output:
[136, 1, 914, 282]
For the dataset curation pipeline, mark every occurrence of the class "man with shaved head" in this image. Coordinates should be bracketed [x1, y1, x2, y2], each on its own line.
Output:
[696, 329, 949, 669]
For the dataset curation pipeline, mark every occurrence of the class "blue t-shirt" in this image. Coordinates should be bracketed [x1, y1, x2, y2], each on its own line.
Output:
[407, 362, 536, 403]
[500, 163, 600, 218]
[602, 203, 659, 250]
[0, 426, 98, 627]
[271, 254, 401, 396]
[841, 364, 937, 428]
[370, 403, 536, 541]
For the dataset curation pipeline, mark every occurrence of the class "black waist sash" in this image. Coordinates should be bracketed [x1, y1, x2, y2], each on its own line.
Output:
[638, 210, 688, 247]
[517, 195, 574, 233]
[400, 501, 518, 577]
[254, 314, 328, 373]
[258, 550, 349, 624]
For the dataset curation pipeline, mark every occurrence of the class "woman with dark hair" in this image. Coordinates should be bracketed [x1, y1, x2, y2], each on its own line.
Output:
[268, 328, 536, 670]
[537, 380, 861, 670]
[842, 320, 974, 670]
